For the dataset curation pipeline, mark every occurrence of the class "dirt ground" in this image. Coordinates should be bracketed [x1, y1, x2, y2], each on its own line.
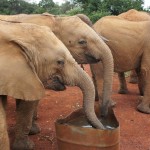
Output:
[7, 65, 150, 150]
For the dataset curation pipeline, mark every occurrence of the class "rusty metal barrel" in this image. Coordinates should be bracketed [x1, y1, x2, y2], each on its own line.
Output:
[55, 104, 120, 150]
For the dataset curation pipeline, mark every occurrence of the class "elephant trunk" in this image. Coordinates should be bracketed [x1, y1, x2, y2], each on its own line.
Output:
[75, 65, 105, 129]
[98, 40, 114, 116]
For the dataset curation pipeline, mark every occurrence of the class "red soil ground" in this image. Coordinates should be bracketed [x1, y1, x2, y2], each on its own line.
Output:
[7, 65, 150, 150]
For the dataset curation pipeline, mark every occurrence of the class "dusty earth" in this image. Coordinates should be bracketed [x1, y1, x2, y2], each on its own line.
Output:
[6, 65, 150, 150]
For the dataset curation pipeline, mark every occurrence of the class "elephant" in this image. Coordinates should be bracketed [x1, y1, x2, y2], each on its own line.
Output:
[0, 14, 114, 117]
[0, 20, 105, 150]
[0, 97, 9, 150]
[91, 15, 150, 114]
[116, 9, 150, 94]
[118, 9, 150, 21]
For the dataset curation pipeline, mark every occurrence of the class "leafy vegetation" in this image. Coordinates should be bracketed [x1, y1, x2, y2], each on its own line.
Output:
[0, 0, 149, 23]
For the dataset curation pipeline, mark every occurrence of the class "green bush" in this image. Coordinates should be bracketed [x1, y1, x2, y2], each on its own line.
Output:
[66, 6, 83, 16]
[88, 11, 111, 23]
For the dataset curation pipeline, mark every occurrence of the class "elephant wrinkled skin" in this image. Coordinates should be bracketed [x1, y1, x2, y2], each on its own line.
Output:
[0, 20, 104, 149]
[93, 15, 150, 114]
[0, 14, 114, 117]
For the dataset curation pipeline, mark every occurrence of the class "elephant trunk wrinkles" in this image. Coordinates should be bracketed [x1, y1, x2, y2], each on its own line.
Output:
[75, 66, 105, 129]
[98, 40, 114, 116]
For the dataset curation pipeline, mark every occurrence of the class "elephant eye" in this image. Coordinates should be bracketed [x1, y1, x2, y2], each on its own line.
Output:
[57, 60, 64, 67]
[78, 39, 87, 45]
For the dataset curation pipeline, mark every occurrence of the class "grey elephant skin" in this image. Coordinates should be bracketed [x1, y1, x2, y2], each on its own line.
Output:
[0, 20, 103, 149]
[92, 15, 150, 114]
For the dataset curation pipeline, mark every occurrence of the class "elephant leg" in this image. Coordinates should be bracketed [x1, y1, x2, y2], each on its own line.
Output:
[13, 100, 39, 150]
[29, 100, 41, 135]
[1, 95, 7, 110]
[137, 89, 150, 114]
[0, 96, 10, 150]
[129, 70, 138, 84]
[137, 55, 150, 113]
[16, 99, 40, 135]
[90, 62, 116, 106]
[16, 99, 21, 111]
[118, 72, 128, 94]
[135, 67, 144, 96]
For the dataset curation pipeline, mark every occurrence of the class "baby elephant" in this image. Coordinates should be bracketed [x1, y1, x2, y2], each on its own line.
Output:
[0, 20, 103, 150]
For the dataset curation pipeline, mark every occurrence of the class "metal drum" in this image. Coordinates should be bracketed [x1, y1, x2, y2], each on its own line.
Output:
[55, 104, 120, 150]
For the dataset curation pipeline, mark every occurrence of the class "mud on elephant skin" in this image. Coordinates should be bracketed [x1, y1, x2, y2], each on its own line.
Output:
[0, 13, 114, 118]
[0, 20, 104, 149]
[92, 15, 150, 114]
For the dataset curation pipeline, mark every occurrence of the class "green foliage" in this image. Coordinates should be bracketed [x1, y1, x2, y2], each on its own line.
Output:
[66, 6, 83, 15]
[70, 0, 145, 22]
[88, 11, 111, 23]
[60, 1, 75, 14]
[102, 0, 144, 15]
[0, 0, 148, 22]
[0, 0, 38, 14]
[38, 0, 60, 14]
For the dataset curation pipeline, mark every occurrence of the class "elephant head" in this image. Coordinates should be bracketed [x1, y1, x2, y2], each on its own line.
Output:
[51, 15, 114, 116]
[0, 20, 104, 129]
[0, 13, 114, 117]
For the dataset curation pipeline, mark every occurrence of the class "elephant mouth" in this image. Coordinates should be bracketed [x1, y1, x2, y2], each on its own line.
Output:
[85, 54, 100, 64]
[44, 76, 66, 91]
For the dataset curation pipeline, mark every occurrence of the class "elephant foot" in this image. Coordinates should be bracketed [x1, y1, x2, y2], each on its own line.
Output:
[29, 123, 41, 135]
[129, 77, 138, 84]
[137, 99, 150, 114]
[12, 137, 34, 150]
[137, 96, 143, 104]
[118, 88, 128, 94]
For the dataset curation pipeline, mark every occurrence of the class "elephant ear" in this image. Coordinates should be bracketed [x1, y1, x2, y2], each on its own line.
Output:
[12, 39, 37, 73]
[0, 37, 45, 101]
[76, 14, 93, 27]
[98, 34, 109, 42]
